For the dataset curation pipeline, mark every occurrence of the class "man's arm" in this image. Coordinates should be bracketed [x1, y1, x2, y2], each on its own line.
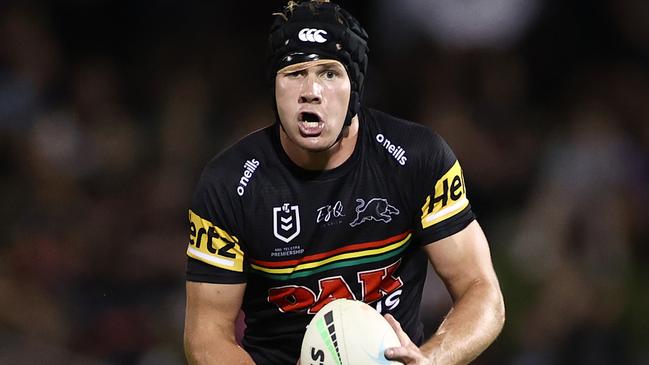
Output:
[184, 281, 255, 365]
[385, 220, 505, 365]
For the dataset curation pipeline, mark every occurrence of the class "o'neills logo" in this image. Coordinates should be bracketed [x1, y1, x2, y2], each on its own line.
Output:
[375, 134, 407, 166]
[237, 159, 260, 196]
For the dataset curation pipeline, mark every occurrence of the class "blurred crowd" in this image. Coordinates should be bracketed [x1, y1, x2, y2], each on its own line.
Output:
[1, 1, 648, 364]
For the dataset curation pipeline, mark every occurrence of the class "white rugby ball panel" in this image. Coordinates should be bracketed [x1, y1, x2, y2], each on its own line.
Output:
[300, 299, 402, 365]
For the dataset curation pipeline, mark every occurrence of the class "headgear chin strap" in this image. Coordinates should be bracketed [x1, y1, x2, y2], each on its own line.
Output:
[268, 1, 369, 127]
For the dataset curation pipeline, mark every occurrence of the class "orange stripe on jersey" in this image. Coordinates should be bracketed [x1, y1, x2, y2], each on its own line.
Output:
[250, 230, 412, 269]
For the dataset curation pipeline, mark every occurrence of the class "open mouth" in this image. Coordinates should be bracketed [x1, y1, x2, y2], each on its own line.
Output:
[298, 112, 325, 136]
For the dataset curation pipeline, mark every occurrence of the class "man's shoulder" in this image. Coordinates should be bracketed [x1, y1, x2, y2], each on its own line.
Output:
[204, 125, 274, 169]
[364, 108, 421, 127]
[199, 125, 276, 188]
[362, 107, 445, 159]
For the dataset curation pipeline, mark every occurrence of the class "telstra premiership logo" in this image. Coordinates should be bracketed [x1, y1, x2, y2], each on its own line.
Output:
[298, 28, 328, 43]
[273, 203, 301, 243]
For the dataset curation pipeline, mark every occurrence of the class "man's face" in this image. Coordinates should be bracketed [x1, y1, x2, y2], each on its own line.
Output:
[275, 60, 351, 152]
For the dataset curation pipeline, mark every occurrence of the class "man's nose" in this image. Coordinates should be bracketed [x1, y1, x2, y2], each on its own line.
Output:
[298, 74, 322, 104]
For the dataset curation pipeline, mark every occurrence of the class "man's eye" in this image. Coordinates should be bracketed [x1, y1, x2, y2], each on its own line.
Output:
[323, 70, 337, 79]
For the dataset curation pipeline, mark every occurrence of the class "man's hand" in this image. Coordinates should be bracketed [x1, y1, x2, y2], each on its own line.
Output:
[384, 314, 432, 365]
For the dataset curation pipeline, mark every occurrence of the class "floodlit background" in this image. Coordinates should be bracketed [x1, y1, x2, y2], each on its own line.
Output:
[1, 0, 648, 364]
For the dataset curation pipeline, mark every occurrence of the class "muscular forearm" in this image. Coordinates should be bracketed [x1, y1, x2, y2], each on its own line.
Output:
[420, 280, 505, 365]
[185, 282, 253, 364]
[185, 331, 255, 365]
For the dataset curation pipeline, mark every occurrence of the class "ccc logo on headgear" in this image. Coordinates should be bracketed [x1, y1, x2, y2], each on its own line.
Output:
[298, 28, 328, 43]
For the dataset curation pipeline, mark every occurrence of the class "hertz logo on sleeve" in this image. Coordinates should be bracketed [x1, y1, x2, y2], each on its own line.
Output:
[420, 161, 469, 229]
[187, 210, 244, 272]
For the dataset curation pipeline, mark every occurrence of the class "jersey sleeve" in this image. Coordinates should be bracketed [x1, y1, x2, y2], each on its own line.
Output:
[186, 166, 247, 284]
[414, 132, 475, 246]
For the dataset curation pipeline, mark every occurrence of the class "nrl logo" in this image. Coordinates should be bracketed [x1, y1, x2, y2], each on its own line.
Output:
[273, 203, 301, 243]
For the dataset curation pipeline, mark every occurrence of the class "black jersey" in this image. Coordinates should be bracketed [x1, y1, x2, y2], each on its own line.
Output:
[186, 107, 475, 364]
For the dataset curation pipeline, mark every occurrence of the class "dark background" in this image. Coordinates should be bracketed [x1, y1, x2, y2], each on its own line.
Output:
[1, 0, 648, 364]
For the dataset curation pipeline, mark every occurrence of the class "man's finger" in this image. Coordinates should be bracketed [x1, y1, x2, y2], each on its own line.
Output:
[384, 314, 413, 347]
[384, 345, 416, 363]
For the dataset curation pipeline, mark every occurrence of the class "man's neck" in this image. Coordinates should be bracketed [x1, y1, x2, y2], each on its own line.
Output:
[280, 116, 359, 171]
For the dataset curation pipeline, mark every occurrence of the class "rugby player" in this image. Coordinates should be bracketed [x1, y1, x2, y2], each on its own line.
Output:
[184, 1, 505, 364]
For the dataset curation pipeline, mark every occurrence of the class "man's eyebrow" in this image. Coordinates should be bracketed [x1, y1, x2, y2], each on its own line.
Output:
[317, 62, 345, 70]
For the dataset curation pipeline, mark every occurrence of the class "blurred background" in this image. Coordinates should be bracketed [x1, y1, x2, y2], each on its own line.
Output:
[1, 0, 648, 364]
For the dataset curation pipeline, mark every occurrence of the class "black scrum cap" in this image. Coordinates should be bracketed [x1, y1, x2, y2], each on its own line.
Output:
[268, 1, 369, 126]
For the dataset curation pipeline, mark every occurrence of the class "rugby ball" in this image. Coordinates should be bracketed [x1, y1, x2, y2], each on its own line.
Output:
[300, 299, 402, 365]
